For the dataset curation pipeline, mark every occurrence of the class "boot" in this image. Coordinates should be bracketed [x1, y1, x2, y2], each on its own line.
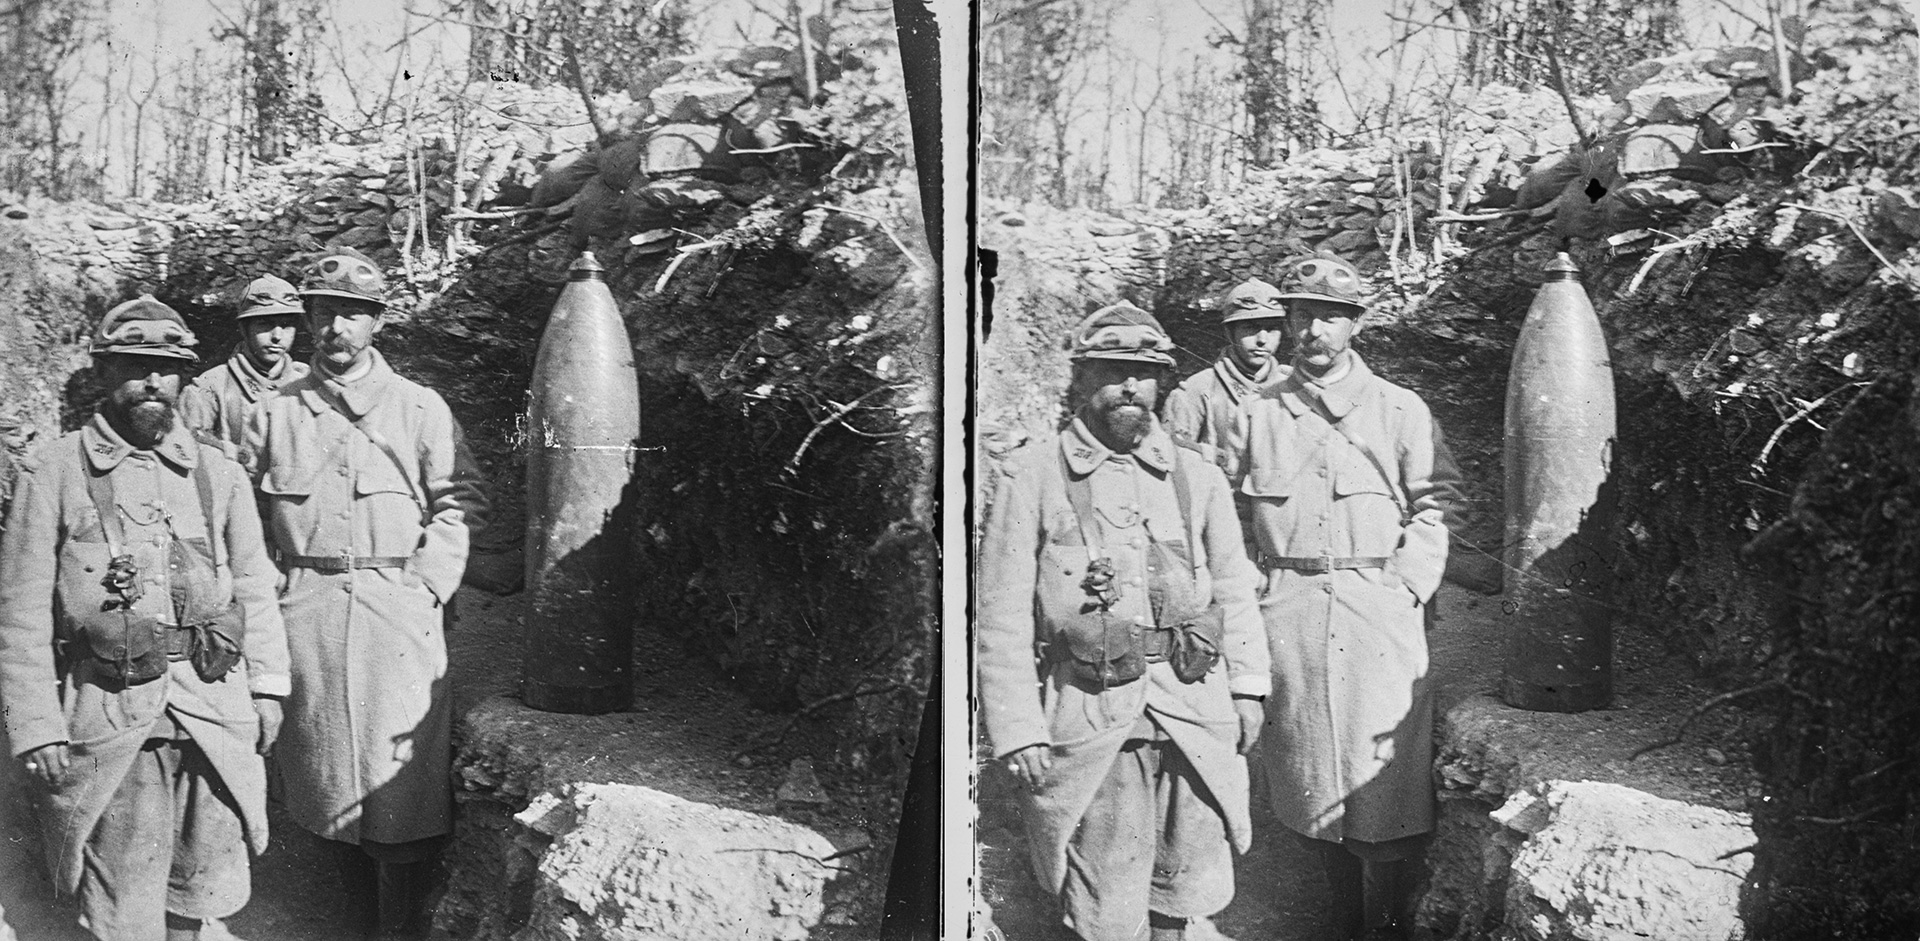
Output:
[1361, 859, 1417, 940]
[375, 859, 437, 940]
[332, 841, 380, 939]
[163, 914, 201, 941]
[1302, 835, 1364, 941]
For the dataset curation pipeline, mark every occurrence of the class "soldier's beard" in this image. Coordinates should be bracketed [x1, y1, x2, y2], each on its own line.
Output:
[120, 399, 175, 447]
[1096, 402, 1153, 448]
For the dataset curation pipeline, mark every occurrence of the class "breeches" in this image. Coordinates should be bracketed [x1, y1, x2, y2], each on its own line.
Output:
[79, 737, 249, 941]
[1060, 737, 1233, 941]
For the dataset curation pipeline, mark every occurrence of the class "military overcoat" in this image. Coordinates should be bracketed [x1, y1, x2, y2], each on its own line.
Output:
[180, 349, 308, 456]
[0, 416, 291, 894]
[1162, 351, 1287, 481]
[245, 350, 486, 845]
[1236, 354, 1464, 844]
[976, 417, 1271, 896]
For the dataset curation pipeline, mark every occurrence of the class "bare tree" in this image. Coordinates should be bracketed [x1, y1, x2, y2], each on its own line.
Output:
[0, 0, 108, 198]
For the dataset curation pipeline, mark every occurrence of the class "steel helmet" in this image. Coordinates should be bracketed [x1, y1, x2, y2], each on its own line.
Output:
[1276, 253, 1368, 313]
[90, 295, 199, 361]
[298, 249, 389, 308]
[1068, 303, 1177, 367]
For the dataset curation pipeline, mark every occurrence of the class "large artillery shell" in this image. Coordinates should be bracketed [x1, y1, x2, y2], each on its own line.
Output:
[522, 252, 641, 714]
[1500, 252, 1618, 713]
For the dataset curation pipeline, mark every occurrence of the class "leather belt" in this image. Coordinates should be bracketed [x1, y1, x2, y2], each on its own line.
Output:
[285, 554, 410, 573]
[1259, 554, 1390, 574]
[1140, 626, 1174, 663]
[163, 625, 195, 661]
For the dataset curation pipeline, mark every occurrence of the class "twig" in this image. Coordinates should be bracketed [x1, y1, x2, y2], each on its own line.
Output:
[816, 203, 928, 272]
[477, 220, 567, 257]
[561, 35, 609, 145]
[1749, 380, 1867, 475]
[732, 681, 906, 757]
[1543, 44, 1592, 150]
[1431, 207, 1532, 224]
[1700, 142, 1792, 154]
[1798, 801, 1901, 826]
[444, 206, 547, 222]
[654, 238, 728, 293]
[1782, 202, 1920, 290]
[782, 384, 905, 476]
[1630, 680, 1786, 760]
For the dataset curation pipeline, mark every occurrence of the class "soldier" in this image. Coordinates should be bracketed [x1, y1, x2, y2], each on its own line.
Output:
[245, 248, 487, 940]
[180, 274, 310, 457]
[1162, 277, 1292, 483]
[1232, 254, 1466, 940]
[977, 303, 1270, 941]
[0, 297, 290, 941]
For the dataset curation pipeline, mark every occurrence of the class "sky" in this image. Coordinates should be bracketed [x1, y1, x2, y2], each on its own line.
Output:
[73, 0, 813, 196]
[1015, 0, 1769, 205]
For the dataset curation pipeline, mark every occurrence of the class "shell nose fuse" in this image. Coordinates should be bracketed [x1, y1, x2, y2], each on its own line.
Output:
[1500, 252, 1619, 713]
[522, 252, 643, 714]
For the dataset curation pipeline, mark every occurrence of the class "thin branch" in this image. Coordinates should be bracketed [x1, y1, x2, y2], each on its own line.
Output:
[1797, 801, 1901, 826]
[817, 203, 927, 272]
[560, 35, 609, 145]
[1748, 380, 1867, 475]
[782, 383, 906, 476]
[1630, 680, 1786, 760]
[1784, 202, 1920, 290]
[1543, 43, 1592, 150]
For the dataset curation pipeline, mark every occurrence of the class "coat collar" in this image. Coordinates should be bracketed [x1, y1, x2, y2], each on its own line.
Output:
[225, 348, 303, 402]
[1210, 350, 1278, 404]
[1061, 413, 1176, 477]
[82, 411, 198, 472]
[1275, 351, 1376, 420]
[297, 348, 396, 419]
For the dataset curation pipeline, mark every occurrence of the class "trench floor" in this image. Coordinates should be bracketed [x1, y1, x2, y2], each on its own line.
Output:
[978, 583, 1764, 941]
[0, 576, 890, 940]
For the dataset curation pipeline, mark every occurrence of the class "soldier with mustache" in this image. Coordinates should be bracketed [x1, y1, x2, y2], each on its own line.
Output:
[1230, 254, 1466, 940]
[180, 275, 310, 459]
[245, 248, 487, 939]
[978, 303, 1269, 941]
[0, 297, 290, 941]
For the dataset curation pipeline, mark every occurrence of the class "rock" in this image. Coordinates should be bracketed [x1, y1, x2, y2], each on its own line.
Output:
[1496, 781, 1754, 941]
[514, 782, 841, 941]
[1626, 80, 1730, 124]
[1618, 124, 1702, 177]
[1086, 219, 1138, 237]
[776, 757, 830, 807]
[1872, 188, 1920, 241]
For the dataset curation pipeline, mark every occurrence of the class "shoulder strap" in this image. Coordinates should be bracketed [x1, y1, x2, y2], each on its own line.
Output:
[1058, 449, 1101, 564]
[1317, 388, 1410, 522]
[78, 437, 128, 557]
[1168, 453, 1204, 576]
[191, 453, 224, 567]
[347, 412, 430, 522]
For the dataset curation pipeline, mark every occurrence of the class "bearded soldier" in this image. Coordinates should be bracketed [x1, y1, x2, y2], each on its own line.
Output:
[1233, 254, 1466, 940]
[1163, 277, 1292, 484]
[0, 297, 290, 941]
[977, 304, 1270, 941]
[245, 249, 487, 939]
[179, 274, 310, 458]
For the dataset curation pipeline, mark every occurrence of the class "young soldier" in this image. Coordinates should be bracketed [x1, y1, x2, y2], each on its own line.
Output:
[1163, 277, 1292, 483]
[245, 249, 487, 939]
[0, 296, 289, 941]
[179, 274, 309, 456]
[977, 303, 1270, 941]
[1234, 254, 1466, 940]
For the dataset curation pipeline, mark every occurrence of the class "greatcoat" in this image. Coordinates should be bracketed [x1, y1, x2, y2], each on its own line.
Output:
[976, 416, 1271, 906]
[1236, 354, 1464, 844]
[180, 348, 308, 457]
[245, 349, 486, 845]
[0, 415, 291, 895]
[1162, 351, 1287, 482]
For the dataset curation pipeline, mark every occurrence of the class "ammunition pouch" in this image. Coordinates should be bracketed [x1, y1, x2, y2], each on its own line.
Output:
[1054, 612, 1147, 688]
[184, 602, 245, 683]
[1163, 603, 1226, 684]
[76, 608, 169, 686]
